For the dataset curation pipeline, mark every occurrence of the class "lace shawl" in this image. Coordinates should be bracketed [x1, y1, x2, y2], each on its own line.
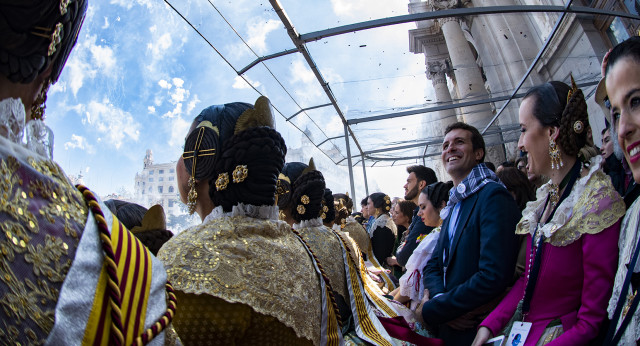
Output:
[0, 98, 54, 159]
[607, 197, 640, 343]
[515, 156, 625, 246]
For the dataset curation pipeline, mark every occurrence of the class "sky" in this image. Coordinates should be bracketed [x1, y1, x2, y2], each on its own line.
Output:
[46, 0, 443, 205]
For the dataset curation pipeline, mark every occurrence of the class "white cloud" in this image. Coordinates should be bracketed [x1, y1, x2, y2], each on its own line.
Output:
[186, 95, 200, 114]
[170, 87, 187, 105]
[330, 0, 406, 18]
[158, 79, 172, 89]
[232, 75, 261, 89]
[290, 59, 315, 84]
[148, 106, 156, 113]
[64, 34, 117, 96]
[84, 99, 140, 149]
[162, 102, 183, 119]
[246, 19, 281, 54]
[102, 17, 109, 29]
[149, 25, 157, 33]
[64, 134, 95, 153]
[168, 116, 192, 148]
[85, 166, 91, 173]
[172, 78, 184, 88]
[110, 0, 153, 10]
[90, 44, 116, 71]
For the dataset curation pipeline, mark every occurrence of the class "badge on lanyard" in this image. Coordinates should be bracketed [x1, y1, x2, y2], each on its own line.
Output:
[507, 322, 532, 345]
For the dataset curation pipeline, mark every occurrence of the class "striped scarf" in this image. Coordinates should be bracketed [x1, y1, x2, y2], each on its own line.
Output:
[440, 163, 504, 220]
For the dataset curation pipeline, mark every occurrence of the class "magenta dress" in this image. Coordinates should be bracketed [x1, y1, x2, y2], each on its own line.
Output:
[480, 159, 625, 345]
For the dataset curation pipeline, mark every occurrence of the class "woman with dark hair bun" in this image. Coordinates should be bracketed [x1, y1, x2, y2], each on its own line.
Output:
[277, 160, 397, 344]
[159, 98, 341, 345]
[0, 1, 176, 344]
[321, 188, 336, 227]
[473, 78, 625, 345]
[366, 192, 398, 290]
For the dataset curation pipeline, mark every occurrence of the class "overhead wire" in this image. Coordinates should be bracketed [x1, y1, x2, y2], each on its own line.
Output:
[164, 0, 344, 164]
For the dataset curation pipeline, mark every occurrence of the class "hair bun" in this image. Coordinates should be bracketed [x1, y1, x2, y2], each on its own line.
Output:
[183, 125, 220, 182]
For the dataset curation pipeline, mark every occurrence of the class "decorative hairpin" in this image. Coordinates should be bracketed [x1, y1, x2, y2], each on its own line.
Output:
[297, 205, 306, 215]
[566, 74, 578, 102]
[31, 23, 63, 56]
[182, 124, 218, 215]
[60, 0, 70, 15]
[232, 165, 248, 183]
[301, 195, 310, 205]
[573, 121, 584, 134]
[215, 173, 229, 191]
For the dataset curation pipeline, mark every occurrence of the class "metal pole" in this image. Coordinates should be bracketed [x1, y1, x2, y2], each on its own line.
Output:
[361, 155, 370, 197]
[344, 124, 357, 201]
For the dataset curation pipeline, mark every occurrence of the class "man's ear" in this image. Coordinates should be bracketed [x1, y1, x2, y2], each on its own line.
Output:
[474, 148, 485, 163]
[418, 180, 427, 191]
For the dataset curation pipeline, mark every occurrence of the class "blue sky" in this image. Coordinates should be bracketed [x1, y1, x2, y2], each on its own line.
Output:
[46, 0, 435, 202]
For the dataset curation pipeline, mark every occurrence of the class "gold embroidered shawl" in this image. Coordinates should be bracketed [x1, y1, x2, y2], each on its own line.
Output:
[516, 156, 625, 246]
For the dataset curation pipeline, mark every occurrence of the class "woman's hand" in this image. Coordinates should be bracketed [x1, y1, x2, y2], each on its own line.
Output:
[415, 289, 430, 324]
[471, 326, 493, 346]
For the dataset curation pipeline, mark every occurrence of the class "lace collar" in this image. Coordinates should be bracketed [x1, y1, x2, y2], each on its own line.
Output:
[516, 155, 625, 246]
[0, 98, 54, 159]
[293, 217, 323, 230]
[202, 203, 279, 224]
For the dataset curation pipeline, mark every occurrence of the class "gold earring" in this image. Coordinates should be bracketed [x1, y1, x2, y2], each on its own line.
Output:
[549, 138, 563, 170]
[187, 177, 198, 215]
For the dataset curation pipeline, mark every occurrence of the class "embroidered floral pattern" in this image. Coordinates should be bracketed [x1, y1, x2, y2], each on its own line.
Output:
[516, 156, 625, 246]
[158, 215, 322, 345]
[0, 151, 86, 344]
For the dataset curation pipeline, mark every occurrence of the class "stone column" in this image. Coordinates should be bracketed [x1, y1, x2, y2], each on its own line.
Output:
[438, 17, 494, 129]
[426, 58, 457, 131]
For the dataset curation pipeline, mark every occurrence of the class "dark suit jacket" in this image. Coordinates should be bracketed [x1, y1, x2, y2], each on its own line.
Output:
[422, 182, 520, 327]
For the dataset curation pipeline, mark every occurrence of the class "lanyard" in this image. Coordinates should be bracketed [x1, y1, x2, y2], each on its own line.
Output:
[522, 160, 581, 315]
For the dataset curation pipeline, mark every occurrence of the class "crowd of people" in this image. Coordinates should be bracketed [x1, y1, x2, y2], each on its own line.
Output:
[0, 1, 639, 345]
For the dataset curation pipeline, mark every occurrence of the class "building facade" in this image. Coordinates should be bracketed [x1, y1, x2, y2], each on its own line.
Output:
[133, 149, 182, 216]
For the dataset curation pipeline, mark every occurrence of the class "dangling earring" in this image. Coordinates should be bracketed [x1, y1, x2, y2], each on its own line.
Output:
[30, 81, 50, 121]
[187, 177, 198, 215]
[549, 138, 563, 170]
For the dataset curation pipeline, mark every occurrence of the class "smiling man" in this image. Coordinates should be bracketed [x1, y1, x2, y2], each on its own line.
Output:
[419, 122, 520, 345]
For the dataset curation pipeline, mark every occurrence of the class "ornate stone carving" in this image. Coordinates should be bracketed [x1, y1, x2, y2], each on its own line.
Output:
[428, 0, 471, 11]
[426, 58, 453, 85]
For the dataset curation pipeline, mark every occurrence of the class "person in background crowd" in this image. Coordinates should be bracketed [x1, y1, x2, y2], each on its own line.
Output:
[474, 78, 624, 345]
[497, 160, 515, 173]
[388, 199, 417, 278]
[361, 196, 374, 234]
[515, 155, 527, 176]
[321, 188, 336, 228]
[159, 98, 341, 345]
[105, 200, 173, 256]
[367, 192, 398, 288]
[396, 165, 438, 268]
[0, 1, 176, 344]
[392, 182, 452, 310]
[484, 161, 497, 172]
[601, 126, 630, 197]
[418, 122, 521, 345]
[598, 35, 640, 345]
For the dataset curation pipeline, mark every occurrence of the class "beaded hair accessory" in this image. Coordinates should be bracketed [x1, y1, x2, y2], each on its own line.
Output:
[182, 121, 218, 214]
[566, 74, 584, 135]
[215, 165, 249, 191]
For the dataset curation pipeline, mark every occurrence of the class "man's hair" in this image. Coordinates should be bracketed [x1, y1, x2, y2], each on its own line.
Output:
[406, 165, 437, 185]
[444, 122, 486, 163]
[360, 196, 369, 206]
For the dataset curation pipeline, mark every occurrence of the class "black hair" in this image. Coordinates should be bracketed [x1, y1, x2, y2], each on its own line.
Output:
[497, 167, 535, 212]
[132, 230, 174, 256]
[396, 200, 417, 219]
[0, 0, 88, 83]
[523, 81, 588, 156]
[485, 162, 496, 172]
[321, 188, 336, 224]
[421, 181, 454, 210]
[277, 162, 326, 222]
[605, 36, 640, 77]
[360, 196, 369, 207]
[406, 165, 438, 185]
[368, 192, 392, 214]
[333, 193, 353, 226]
[444, 122, 486, 163]
[104, 199, 147, 230]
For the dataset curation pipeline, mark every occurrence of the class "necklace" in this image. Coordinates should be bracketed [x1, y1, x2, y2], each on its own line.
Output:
[548, 162, 578, 208]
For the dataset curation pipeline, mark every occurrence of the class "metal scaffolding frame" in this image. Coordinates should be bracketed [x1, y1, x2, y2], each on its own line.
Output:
[168, 0, 640, 201]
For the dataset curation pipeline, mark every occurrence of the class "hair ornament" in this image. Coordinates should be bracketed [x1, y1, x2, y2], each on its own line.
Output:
[279, 210, 286, 221]
[31, 82, 50, 120]
[297, 205, 306, 215]
[323, 205, 329, 213]
[566, 74, 578, 103]
[130, 205, 166, 233]
[215, 172, 229, 191]
[549, 137, 563, 170]
[196, 120, 220, 135]
[187, 177, 197, 215]
[232, 165, 248, 183]
[234, 96, 275, 134]
[301, 195, 310, 205]
[60, 0, 71, 14]
[573, 120, 584, 134]
[301, 158, 316, 176]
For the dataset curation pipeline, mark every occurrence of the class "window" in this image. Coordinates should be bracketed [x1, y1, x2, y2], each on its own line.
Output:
[159, 177, 164, 182]
[148, 187, 152, 193]
[149, 177, 154, 182]
[159, 169, 164, 174]
[169, 177, 174, 181]
[149, 170, 154, 175]
[169, 199, 174, 207]
[170, 168, 175, 173]
[169, 186, 174, 193]
[158, 186, 163, 194]
[142, 190, 145, 195]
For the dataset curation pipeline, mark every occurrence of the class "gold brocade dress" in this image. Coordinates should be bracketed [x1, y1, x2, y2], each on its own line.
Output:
[158, 204, 331, 346]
